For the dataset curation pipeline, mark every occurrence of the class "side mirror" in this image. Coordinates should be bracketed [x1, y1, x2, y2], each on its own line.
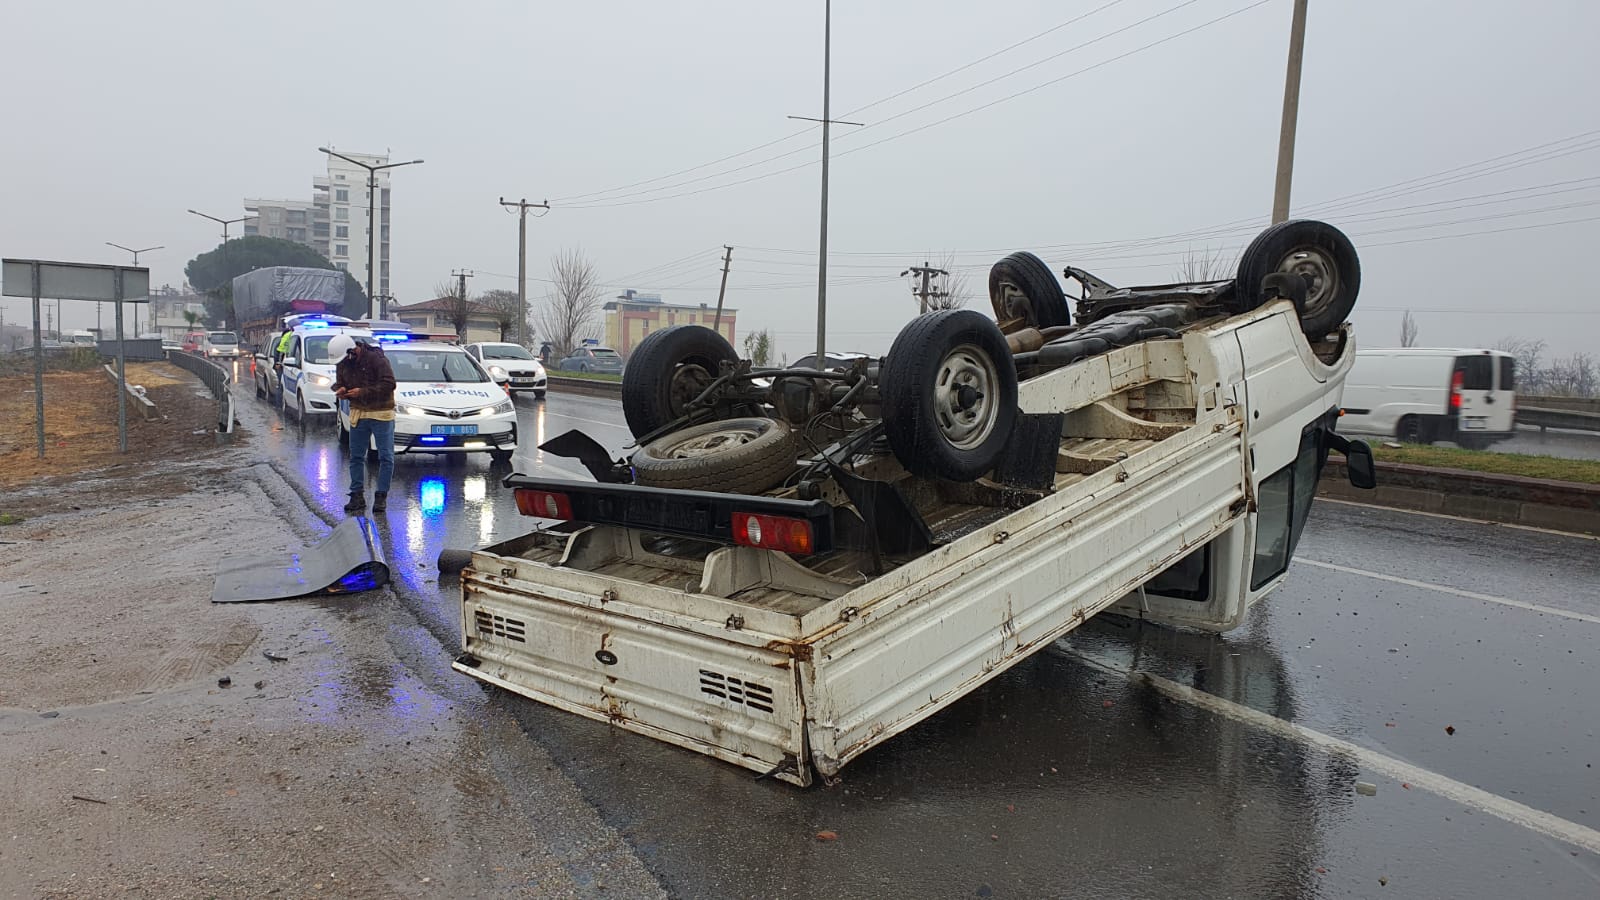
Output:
[1342, 439, 1377, 489]
[282, 357, 298, 368]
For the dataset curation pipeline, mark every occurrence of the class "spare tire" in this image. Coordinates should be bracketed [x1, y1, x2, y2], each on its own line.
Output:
[1232, 219, 1360, 338]
[880, 310, 1018, 482]
[632, 417, 796, 495]
[988, 251, 1071, 329]
[622, 325, 740, 438]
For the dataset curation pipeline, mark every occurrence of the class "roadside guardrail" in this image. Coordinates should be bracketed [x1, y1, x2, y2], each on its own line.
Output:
[165, 350, 236, 442]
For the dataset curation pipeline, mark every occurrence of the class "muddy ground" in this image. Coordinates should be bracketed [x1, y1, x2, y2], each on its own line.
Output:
[0, 368, 661, 898]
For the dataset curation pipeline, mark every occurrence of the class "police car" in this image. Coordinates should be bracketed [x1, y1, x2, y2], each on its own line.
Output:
[253, 313, 361, 417]
[337, 336, 518, 462]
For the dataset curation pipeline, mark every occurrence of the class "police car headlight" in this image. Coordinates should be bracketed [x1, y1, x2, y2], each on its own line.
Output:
[402, 405, 427, 416]
[488, 365, 508, 379]
[476, 400, 514, 417]
[306, 373, 333, 387]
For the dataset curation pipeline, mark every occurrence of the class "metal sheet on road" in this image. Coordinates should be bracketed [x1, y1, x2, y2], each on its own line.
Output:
[211, 515, 388, 602]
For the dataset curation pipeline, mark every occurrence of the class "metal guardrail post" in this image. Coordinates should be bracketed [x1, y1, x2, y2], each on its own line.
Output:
[164, 350, 235, 443]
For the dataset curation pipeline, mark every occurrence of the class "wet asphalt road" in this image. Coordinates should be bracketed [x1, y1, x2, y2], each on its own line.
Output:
[230, 371, 1600, 899]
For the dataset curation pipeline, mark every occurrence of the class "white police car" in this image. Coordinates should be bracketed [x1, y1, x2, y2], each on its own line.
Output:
[337, 338, 518, 462]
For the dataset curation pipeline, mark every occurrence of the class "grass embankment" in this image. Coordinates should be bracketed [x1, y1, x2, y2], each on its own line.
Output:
[550, 370, 622, 383]
[1368, 444, 1600, 485]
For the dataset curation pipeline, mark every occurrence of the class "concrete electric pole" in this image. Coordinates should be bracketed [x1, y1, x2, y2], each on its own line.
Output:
[712, 246, 734, 333]
[499, 197, 549, 346]
[1272, 0, 1310, 224]
[901, 261, 949, 314]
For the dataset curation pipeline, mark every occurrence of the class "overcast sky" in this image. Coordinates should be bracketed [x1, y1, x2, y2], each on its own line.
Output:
[3, 0, 1596, 362]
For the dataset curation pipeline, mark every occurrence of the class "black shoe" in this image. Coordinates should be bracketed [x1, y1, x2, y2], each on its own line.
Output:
[371, 491, 387, 513]
[344, 491, 366, 514]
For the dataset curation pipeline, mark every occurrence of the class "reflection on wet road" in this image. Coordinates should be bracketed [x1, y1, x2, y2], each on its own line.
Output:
[234, 384, 1600, 898]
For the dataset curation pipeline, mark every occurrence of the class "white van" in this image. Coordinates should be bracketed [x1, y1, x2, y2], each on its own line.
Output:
[1338, 348, 1515, 449]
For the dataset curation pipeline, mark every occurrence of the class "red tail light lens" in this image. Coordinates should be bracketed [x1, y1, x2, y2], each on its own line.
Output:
[732, 512, 816, 555]
[514, 488, 573, 520]
[1450, 369, 1464, 409]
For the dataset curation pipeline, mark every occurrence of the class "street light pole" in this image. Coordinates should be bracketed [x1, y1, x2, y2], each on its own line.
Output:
[318, 148, 424, 320]
[107, 243, 163, 336]
[187, 206, 246, 325]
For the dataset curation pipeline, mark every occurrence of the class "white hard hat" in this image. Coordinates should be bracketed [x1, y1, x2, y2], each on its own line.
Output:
[328, 334, 357, 358]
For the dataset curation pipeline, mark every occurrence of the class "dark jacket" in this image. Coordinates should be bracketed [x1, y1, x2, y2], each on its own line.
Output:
[334, 345, 397, 412]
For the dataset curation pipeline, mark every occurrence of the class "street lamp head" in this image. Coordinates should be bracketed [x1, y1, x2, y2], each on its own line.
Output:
[409, 159, 425, 165]
[316, 146, 332, 154]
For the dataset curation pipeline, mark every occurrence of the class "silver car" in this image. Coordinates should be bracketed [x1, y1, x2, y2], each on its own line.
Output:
[557, 345, 624, 375]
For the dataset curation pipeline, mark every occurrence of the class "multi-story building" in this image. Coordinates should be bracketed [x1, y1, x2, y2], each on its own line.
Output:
[240, 150, 392, 298]
[603, 289, 736, 360]
[148, 285, 209, 341]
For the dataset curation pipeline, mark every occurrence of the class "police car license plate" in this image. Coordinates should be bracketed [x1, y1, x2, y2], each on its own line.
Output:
[431, 424, 479, 435]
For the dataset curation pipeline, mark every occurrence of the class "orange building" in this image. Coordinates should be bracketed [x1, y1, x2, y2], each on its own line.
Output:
[603, 290, 736, 360]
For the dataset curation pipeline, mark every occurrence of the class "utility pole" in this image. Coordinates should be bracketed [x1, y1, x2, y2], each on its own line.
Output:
[452, 269, 474, 338]
[1272, 0, 1310, 224]
[499, 197, 549, 346]
[901, 261, 949, 314]
[788, 0, 862, 373]
[712, 246, 734, 334]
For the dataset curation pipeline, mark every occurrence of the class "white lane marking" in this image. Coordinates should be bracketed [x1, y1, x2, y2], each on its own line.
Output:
[1129, 666, 1600, 856]
[1297, 558, 1600, 626]
[1317, 497, 1600, 543]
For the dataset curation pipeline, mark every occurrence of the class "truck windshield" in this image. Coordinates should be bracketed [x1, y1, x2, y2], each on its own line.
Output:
[483, 345, 535, 360]
[387, 348, 489, 383]
[208, 332, 238, 344]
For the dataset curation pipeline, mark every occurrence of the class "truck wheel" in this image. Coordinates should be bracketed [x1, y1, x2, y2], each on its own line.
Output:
[988, 251, 1071, 330]
[1233, 219, 1360, 338]
[1397, 416, 1426, 444]
[880, 309, 1018, 481]
[622, 325, 740, 439]
[632, 417, 796, 495]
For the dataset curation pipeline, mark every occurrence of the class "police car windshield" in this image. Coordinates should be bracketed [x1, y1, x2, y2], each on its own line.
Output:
[302, 335, 338, 364]
[386, 347, 489, 383]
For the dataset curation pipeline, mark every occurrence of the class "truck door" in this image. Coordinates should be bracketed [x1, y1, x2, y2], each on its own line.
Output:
[1452, 353, 1505, 435]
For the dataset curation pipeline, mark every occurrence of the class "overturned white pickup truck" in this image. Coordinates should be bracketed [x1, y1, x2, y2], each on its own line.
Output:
[451, 219, 1376, 786]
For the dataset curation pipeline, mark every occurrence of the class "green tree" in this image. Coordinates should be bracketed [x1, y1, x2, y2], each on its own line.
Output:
[742, 329, 773, 366]
[182, 310, 201, 328]
[184, 236, 367, 326]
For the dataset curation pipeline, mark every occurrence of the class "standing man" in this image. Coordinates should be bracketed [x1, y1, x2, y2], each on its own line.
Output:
[328, 334, 397, 514]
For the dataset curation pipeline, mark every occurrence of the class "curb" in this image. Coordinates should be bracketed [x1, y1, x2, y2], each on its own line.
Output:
[1320, 457, 1600, 536]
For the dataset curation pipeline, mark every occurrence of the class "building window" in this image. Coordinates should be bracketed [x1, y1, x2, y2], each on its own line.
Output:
[334, 262, 347, 271]
[266, 208, 281, 223]
[334, 244, 348, 257]
[335, 207, 348, 221]
[335, 225, 349, 238]
[335, 189, 349, 202]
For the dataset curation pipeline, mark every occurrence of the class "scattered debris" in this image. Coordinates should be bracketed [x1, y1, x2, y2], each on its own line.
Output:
[217, 676, 232, 688]
[1445, 725, 1456, 736]
[1315, 867, 1327, 875]
[263, 650, 289, 662]
[1379, 876, 1389, 886]
[1387, 648, 1399, 653]
[39, 710, 60, 719]
[1006, 804, 1016, 813]
[313, 825, 325, 833]
[814, 830, 838, 842]
[70, 795, 107, 805]
[1102, 700, 1114, 708]
[254, 680, 265, 690]
[1355, 782, 1377, 796]
[1402, 783, 1411, 790]
[1384, 722, 1396, 727]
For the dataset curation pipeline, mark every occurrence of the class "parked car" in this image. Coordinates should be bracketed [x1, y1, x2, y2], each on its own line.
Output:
[465, 342, 548, 399]
[1337, 348, 1516, 449]
[341, 339, 517, 462]
[557, 345, 624, 375]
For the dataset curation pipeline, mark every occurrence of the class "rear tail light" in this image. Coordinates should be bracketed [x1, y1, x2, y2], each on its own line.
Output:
[1450, 369, 1464, 410]
[732, 512, 815, 555]
[514, 488, 572, 520]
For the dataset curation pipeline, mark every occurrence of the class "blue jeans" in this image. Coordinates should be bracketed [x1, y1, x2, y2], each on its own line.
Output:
[349, 416, 395, 494]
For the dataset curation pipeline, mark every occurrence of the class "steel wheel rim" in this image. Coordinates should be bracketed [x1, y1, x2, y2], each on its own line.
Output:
[664, 425, 764, 459]
[667, 363, 713, 415]
[933, 343, 999, 451]
[1277, 246, 1340, 315]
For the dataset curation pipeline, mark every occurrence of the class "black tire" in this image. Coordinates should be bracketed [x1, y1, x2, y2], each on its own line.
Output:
[1233, 219, 1360, 337]
[880, 310, 1019, 481]
[296, 391, 308, 421]
[1397, 416, 1426, 444]
[437, 549, 474, 575]
[988, 251, 1071, 329]
[632, 417, 796, 495]
[490, 448, 514, 463]
[534, 390, 546, 400]
[622, 325, 740, 438]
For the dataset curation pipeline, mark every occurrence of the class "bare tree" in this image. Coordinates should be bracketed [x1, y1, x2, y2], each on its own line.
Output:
[1400, 310, 1419, 347]
[924, 253, 972, 311]
[535, 248, 605, 360]
[1544, 352, 1597, 398]
[1174, 246, 1236, 282]
[1494, 336, 1548, 393]
[433, 278, 476, 340]
[479, 289, 524, 342]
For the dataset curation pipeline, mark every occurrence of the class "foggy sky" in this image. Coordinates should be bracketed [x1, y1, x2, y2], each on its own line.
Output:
[2, 0, 1596, 363]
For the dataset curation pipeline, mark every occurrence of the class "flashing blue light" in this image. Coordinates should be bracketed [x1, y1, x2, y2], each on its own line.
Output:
[335, 566, 382, 592]
[301, 321, 329, 329]
[419, 436, 446, 444]
[375, 332, 411, 342]
[419, 478, 447, 517]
